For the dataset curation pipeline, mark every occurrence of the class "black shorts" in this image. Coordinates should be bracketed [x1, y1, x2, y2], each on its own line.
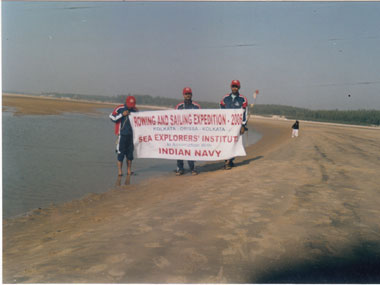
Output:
[117, 134, 134, 161]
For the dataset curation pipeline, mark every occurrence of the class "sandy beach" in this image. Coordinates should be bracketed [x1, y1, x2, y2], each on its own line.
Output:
[3, 94, 380, 283]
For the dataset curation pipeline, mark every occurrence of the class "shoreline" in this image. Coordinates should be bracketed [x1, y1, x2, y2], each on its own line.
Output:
[3, 118, 292, 283]
[4, 94, 380, 283]
[3, 92, 379, 130]
[2, 94, 377, 220]
[3, 94, 377, 220]
[3, 94, 263, 219]
[3, 118, 271, 222]
[252, 114, 380, 130]
[2, 93, 169, 115]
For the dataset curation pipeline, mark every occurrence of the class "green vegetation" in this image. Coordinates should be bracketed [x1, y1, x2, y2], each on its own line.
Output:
[39, 92, 380, 126]
[253, 105, 380, 126]
[40, 92, 219, 108]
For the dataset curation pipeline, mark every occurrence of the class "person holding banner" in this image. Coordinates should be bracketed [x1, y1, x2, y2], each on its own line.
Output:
[109, 96, 138, 176]
[174, 87, 201, 176]
[220, 79, 248, 170]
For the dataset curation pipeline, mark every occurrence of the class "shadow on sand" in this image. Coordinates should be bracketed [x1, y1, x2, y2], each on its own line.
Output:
[197, 156, 264, 174]
[254, 240, 380, 283]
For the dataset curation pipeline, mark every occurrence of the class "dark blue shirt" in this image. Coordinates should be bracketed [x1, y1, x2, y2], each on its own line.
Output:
[109, 104, 137, 136]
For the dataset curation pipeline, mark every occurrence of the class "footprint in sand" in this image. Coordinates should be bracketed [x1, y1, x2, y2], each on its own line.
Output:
[153, 256, 170, 268]
[108, 268, 125, 278]
[181, 248, 208, 271]
[86, 264, 108, 273]
[105, 253, 128, 263]
[144, 242, 161, 248]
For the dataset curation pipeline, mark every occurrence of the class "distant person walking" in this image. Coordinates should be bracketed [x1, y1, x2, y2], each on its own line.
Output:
[175, 87, 201, 176]
[220, 80, 248, 170]
[109, 96, 138, 176]
[291, 120, 299, 138]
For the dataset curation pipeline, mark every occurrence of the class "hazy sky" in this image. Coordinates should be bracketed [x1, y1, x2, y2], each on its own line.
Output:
[2, 2, 380, 110]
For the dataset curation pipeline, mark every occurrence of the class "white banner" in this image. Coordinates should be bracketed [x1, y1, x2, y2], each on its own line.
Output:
[130, 109, 246, 161]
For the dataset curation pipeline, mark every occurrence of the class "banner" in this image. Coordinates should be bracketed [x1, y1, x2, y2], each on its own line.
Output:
[130, 109, 246, 161]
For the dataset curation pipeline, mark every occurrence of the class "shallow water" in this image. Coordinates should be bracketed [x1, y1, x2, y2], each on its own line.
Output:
[2, 109, 261, 218]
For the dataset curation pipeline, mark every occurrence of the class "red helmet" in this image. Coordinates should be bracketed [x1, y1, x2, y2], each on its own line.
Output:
[231, 80, 241, 89]
[183, 87, 192, 95]
[125, 96, 136, 108]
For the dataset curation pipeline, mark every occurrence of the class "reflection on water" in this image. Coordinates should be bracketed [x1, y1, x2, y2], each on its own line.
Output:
[115, 174, 132, 187]
[2, 109, 261, 218]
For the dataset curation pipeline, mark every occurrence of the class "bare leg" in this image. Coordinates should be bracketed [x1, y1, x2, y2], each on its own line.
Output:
[127, 160, 132, 175]
[117, 161, 123, 176]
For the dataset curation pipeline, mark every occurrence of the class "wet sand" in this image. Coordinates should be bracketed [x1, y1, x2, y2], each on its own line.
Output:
[2, 93, 166, 115]
[2, 93, 116, 115]
[3, 95, 380, 283]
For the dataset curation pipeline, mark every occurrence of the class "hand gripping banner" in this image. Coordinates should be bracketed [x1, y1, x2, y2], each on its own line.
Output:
[130, 109, 246, 161]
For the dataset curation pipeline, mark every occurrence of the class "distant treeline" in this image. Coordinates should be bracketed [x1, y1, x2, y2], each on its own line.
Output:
[40, 92, 380, 126]
[41, 92, 219, 108]
[253, 105, 380, 126]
